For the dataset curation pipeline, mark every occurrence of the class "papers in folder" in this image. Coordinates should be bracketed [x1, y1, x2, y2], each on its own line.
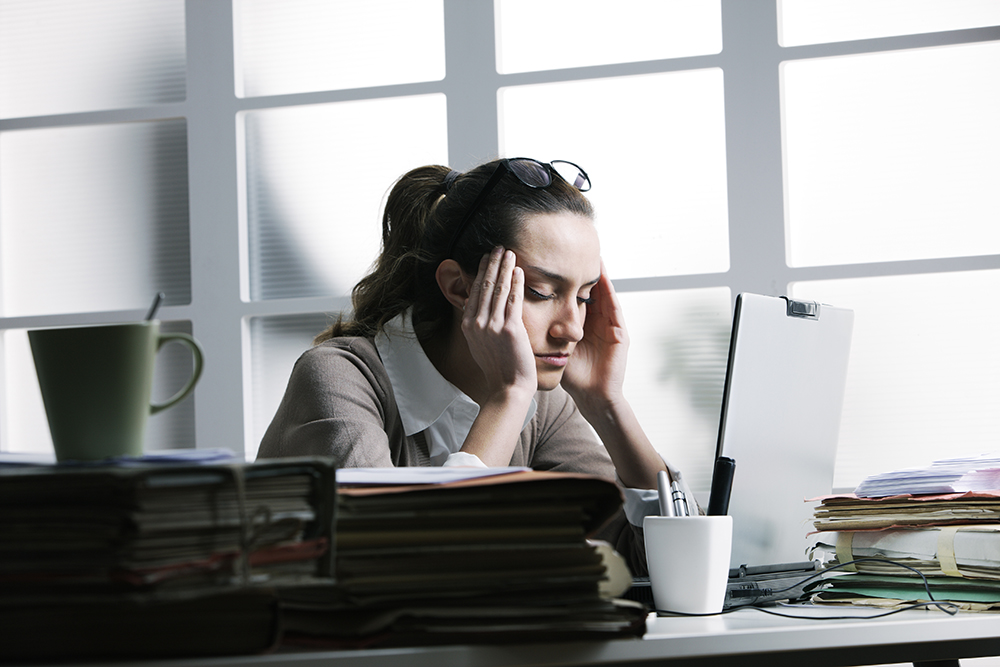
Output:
[813, 525, 1000, 579]
[336, 466, 530, 485]
[812, 491, 1000, 531]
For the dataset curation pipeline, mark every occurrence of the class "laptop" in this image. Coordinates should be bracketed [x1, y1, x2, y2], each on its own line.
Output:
[626, 293, 854, 609]
[716, 293, 854, 606]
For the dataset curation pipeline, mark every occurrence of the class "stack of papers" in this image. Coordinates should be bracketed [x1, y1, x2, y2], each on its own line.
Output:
[0, 456, 336, 661]
[811, 525, 1000, 580]
[854, 454, 1000, 498]
[808, 455, 1000, 611]
[279, 468, 647, 648]
[806, 572, 1000, 611]
[812, 491, 1000, 532]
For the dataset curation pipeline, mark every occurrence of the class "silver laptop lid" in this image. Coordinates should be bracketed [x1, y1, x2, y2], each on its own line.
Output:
[716, 293, 854, 570]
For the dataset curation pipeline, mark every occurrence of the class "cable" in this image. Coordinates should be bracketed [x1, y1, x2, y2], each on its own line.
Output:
[651, 558, 963, 619]
[767, 558, 932, 597]
[752, 600, 959, 620]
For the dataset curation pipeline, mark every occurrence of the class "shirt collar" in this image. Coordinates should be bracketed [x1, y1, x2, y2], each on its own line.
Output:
[374, 310, 536, 438]
[374, 311, 467, 437]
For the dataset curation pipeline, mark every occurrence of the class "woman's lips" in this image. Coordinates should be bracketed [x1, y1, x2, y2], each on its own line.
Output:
[537, 353, 570, 367]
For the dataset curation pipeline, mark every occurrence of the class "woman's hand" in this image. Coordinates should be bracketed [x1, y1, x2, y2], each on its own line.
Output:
[561, 262, 667, 490]
[457, 247, 538, 467]
[461, 247, 537, 399]
[561, 261, 629, 412]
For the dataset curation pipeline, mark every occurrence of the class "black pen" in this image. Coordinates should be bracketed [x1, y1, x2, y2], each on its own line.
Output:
[707, 456, 736, 516]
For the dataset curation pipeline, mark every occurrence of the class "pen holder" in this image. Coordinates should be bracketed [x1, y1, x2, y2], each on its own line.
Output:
[643, 515, 732, 615]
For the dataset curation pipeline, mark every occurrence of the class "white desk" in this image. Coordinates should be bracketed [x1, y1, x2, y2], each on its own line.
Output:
[97, 607, 1000, 667]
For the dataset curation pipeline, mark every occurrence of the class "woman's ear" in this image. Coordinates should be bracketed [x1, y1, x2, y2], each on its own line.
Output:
[435, 259, 471, 311]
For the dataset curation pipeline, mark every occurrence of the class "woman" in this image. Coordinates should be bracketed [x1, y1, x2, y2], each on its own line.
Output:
[258, 157, 693, 574]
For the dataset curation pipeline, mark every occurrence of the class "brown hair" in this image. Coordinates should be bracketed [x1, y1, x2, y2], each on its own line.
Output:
[315, 159, 594, 343]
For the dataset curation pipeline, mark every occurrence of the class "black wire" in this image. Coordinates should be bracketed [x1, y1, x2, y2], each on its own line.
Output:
[767, 558, 936, 598]
[753, 600, 960, 620]
[651, 557, 963, 619]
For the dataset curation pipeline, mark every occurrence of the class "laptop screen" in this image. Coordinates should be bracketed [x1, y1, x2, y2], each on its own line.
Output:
[715, 293, 854, 570]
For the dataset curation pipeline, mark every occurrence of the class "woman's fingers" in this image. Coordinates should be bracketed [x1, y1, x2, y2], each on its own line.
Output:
[470, 247, 515, 328]
[466, 248, 500, 330]
[461, 248, 535, 395]
[490, 250, 517, 324]
[465, 251, 493, 313]
[507, 265, 524, 323]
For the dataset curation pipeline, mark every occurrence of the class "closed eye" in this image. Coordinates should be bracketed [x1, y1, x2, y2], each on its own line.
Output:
[526, 286, 555, 301]
[578, 295, 595, 305]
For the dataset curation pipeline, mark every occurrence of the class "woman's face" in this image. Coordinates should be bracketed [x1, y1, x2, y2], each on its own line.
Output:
[511, 212, 601, 391]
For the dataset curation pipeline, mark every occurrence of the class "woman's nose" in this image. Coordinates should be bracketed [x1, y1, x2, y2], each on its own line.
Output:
[550, 301, 585, 342]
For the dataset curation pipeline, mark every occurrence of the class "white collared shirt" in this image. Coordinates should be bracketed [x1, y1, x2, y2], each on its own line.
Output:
[374, 311, 536, 467]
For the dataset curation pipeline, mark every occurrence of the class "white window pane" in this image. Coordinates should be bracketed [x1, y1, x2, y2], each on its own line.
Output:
[782, 42, 1000, 267]
[501, 70, 730, 280]
[790, 271, 1000, 491]
[0, 120, 191, 317]
[2, 321, 197, 455]
[235, 0, 445, 97]
[0, 0, 185, 119]
[247, 313, 333, 460]
[496, 0, 722, 74]
[242, 95, 448, 301]
[617, 287, 732, 502]
[779, 0, 1000, 47]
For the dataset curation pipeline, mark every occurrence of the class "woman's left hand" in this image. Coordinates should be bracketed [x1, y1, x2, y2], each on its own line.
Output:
[561, 261, 629, 411]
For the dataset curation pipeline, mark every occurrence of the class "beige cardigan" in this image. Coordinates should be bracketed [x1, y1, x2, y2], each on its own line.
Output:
[258, 336, 647, 574]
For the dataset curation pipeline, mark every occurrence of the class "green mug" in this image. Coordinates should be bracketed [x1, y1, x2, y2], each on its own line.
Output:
[28, 321, 204, 462]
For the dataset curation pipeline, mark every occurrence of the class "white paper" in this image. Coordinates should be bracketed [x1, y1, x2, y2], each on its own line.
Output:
[336, 466, 531, 486]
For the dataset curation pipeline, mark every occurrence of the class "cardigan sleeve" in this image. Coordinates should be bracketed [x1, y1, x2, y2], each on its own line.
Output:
[525, 388, 650, 577]
[257, 338, 404, 468]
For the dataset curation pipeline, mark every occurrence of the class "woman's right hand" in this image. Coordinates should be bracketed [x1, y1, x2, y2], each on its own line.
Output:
[461, 246, 537, 400]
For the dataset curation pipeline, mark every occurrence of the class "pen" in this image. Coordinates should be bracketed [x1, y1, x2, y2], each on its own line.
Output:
[671, 480, 690, 517]
[657, 470, 674, 517]
[707, 456, 736, 516]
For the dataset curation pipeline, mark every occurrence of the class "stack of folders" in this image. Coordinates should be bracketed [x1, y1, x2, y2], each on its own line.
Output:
[0, 453, 336, 661]
[278, 467, 647, 648]
[807, 455, 1000, 611]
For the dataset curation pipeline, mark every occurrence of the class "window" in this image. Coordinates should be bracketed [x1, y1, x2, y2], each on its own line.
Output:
[791, 271, 1000, 489]
[235, 0, 445, 97]
[778, 0, 1000, 47]
[1, 1, 997, 501]
[495, 0, 721, 73]
[500, 69, 730, 280]
[242, 95, 448, 301]
[0, 120, 191, 317]
[0, 0, 185, 119]
[0, 0, 193, 455]
[782, 41, 1000, 267]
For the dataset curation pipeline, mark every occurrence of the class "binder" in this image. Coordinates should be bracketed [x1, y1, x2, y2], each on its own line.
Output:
[279, 469, 647, 647]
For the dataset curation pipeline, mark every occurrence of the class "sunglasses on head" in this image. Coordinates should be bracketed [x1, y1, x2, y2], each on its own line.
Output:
[446, 157, 591, 258]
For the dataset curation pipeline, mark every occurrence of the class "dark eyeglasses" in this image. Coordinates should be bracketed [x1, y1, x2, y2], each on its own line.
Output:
[446, 158, 591, 257]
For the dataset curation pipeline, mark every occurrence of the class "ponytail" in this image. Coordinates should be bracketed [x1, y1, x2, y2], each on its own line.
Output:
[315, 165, 450, 342]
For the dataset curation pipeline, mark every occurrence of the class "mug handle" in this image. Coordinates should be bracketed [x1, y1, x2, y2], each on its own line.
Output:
[150, 333, 205, 415]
